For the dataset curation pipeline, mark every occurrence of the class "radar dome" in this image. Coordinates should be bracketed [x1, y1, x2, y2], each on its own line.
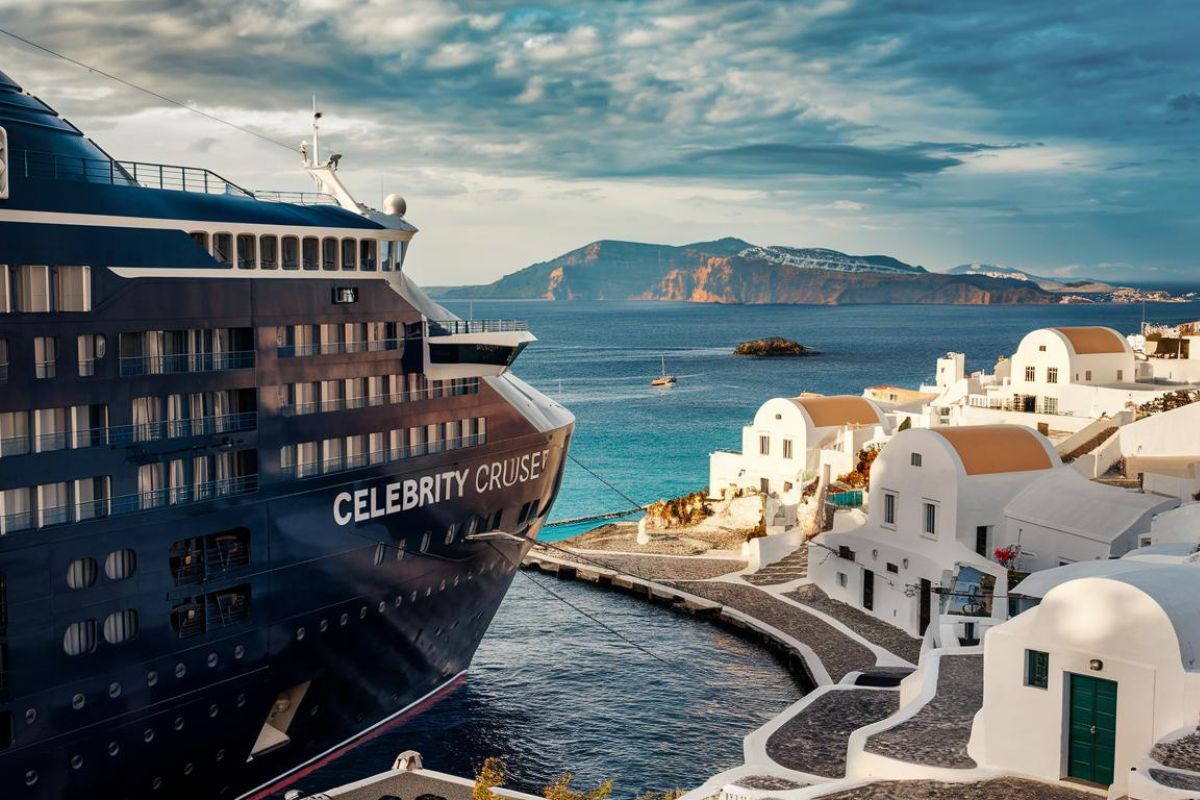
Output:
[383, 194, 407, 217]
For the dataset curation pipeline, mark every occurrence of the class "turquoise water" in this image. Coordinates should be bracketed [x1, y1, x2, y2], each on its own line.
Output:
[452, 299, 1200, 536]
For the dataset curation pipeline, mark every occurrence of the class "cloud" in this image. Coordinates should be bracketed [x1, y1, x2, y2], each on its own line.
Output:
[630, 143, 963, 179]
[1168, 92, 1200, 112]
[830, 199, 866, 210]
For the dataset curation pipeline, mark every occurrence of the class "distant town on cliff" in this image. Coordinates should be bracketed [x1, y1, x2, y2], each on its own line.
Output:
[429, 238, 1190, 305]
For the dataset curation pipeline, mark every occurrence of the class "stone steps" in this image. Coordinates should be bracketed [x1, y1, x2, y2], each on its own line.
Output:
[743, 541, 809, 586]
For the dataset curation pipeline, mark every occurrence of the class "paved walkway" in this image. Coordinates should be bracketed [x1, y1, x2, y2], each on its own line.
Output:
[547, 549, 747, 580]
[786, 585, 922, 665]
[729, 775, 808, 791]
[743, 543, 809, 585]
[765, 689, 899, 778]
[669, 581, 877, 682]
[818, 777, 1097, 799]
[864, 654, 983, 768]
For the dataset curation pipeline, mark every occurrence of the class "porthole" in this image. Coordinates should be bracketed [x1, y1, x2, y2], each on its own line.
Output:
[420, 532, 430, 553]
[373, 543, 387, 567]
[454, 575, 460, 587]
[319, 619, 329, 632]
[147, 670, 159, 687]
[233, 645, 245, 660]
[71, 693, 85, 711]
[439, 580, 446, 592]
[207, 652, 218, 668]
[378, 601, 386, 614]
[144, 728, 155, 743]
[152, 776, 163, 790]
[393, 596, 402, 608]
[174, 717, 184, 732]
[63, 620, 98, 656]
[216, 749, 225, 762]
[359, 606, 367, 620]
[24, 708, 35, 725]
[424, 587, 432, 597]
[309, 704, 320, 717]
[175, 663, 186, 679]
[103, 609, 139, 645]
[109, 682, 121, 699]
[208, 704, 219, 718]
[24, 770, 37, 786]
[71, 754, 83, 770]
[444, 524, 456, 545]
[339, 612, 349, 627]
[183, 762, 193, 776]
[108, 741, 120, 757]
[296, 627, 306, 641]
[410, 590, 417, 602]
[236, 693, 246, 708]
[66, 557, 98, 590]
[104, 549, 137, 581]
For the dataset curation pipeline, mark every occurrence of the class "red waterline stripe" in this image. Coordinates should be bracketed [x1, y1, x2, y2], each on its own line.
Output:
[245, 674, 467, 800]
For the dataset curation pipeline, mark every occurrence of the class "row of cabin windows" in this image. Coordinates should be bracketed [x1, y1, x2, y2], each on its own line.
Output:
[281, 375, 479, 413]
[277, 322, 399, 355]
[378, 512, 505, 566]
[0, 404, 108, 456]
[65, 550, 137, 590]
[169, 528, 251, 586]
[171, 584, 251, 639]
[280, 417, 487, 477]
[137, 450, 258, 510]
[130, 390, 256, 441]
[0, 334, 107, 383]
[0, 478, 111, 534]
[880, 491, 938, 537]
[0, 265, 91, 313]
[190, 232, 400, 272]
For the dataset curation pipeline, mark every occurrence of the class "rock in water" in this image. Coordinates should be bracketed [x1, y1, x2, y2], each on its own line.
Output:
[734, 337, 808, 357]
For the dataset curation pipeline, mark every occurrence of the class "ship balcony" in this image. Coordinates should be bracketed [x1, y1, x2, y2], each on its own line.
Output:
[280, 434, 487, 479]
[413, 319, 535, 379]
[119, 349, 255, 376]
[276, 338, 401, 358]
[0, 412, 256, 457]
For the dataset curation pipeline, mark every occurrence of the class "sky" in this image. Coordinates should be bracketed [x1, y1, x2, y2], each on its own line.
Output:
[2, 0, 1198, 286]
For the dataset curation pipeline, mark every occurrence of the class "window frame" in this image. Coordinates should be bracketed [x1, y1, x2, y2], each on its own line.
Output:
[921, 500, 937, 538]
[882, 491, 897, 527]
[259, 235, 279, 270]
[1024, 648, 1049, 689]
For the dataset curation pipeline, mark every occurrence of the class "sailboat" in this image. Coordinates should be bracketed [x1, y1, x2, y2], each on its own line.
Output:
[651, 354, 677, 387]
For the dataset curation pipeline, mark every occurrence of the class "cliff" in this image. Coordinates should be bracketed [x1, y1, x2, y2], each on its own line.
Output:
[437, 238, 1056, 305]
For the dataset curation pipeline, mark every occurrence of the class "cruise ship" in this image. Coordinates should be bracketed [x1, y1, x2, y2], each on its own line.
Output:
[0, 68, 574, 799]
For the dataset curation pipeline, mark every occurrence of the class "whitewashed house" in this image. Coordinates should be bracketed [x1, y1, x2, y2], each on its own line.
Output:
[1002, 468, 1177, 571]
[708, 395, 890, 499]
[810, 424, 1060, 642]
[973, 558, 1200, 797]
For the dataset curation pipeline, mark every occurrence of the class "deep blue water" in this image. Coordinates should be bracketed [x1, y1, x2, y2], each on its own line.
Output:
[302, 300, 1200, 796]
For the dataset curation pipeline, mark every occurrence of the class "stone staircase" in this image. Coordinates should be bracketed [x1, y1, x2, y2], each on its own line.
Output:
[743, 541, 809, 586]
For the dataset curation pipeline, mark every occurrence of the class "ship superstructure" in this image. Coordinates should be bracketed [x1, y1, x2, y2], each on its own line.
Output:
[0, 68, 573, 799]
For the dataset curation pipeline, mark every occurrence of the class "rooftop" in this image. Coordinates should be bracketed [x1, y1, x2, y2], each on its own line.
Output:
[796, 395, 884, 428]
[932, 425, 1055, 476]
[1054, 326, 1128, 355]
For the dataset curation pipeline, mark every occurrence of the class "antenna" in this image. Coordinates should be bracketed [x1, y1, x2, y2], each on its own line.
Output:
[312, 95, 322, 166]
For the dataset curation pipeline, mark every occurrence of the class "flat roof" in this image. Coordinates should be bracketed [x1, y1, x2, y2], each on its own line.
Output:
[797, 395, 882, 428]
[1055, 326, 1127, 355]
[933, 425, 1054, 475]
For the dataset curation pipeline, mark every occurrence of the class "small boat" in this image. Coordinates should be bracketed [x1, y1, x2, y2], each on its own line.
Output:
[651, 355, 677, 387]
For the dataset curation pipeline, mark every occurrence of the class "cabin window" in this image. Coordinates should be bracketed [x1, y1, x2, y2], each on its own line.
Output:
[0, 339, 6, 383]
[322, 237, 338, 271]
[77, 333, 105, 376]
[282, 236, 300, 270]
[189, 231, 210, 252]
[66, 558, 98, 590]
[54, 266, 91, 311]
[34, 336, 56, 379]
[360, 240, 377, 271]
[341, 238, 357, 270]
[922, 501, 937, 537]
[213, 233, 233, 266]
[299, 237, 318, 270]
[103, 609, 139, 645]
[1024, 649, 1049, 688]
[105, 549, 137, 581]
[1046, 367, 1058, 384]
[260, 236, 279, 270]
[1024, 366, 1035, 381]
[63, 620, 98, 656]
[16, 265, 50, 312]
[236, 234, 257, 269]
[883, 492, 897, 526]
[0, 265, 9, 313]
[380, 241, 395, 272]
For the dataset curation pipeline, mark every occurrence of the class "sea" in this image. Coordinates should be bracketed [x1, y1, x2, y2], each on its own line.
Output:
[303, 299, 1200, 798]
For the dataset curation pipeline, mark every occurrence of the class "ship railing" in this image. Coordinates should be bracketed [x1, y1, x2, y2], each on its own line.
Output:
[35, 360, 56, 379]
[279, 384, 478, 416]
[253, 190, 339, 205]
[1, 413, 257, 454]
[3, 475, 259, 534]
[119, 350, 256, 376]
[281, 434, 487, 480]
[13, 148, 253, 197]
[276, 338, 401, 358]
[425, 320, 530, 336]
[0, 364, 8, 384]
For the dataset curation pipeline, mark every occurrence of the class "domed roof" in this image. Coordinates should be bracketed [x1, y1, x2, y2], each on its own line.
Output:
[932, 425, 1056, 475]
[1052, 326, 1128, 355]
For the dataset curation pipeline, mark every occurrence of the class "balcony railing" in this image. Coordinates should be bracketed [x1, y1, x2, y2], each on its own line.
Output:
[426, 320, 529, 336]
[13, 148, 253, 197]
[0, 412, 256, 456]
[119, 350, 256, 376]
[276, 338, 401, 358]
[280, 385, 478, 416]
[281, 434, 487, 480]
[0, 365, 8, 384]
[1, 475, 259, 534]
[253, 190, 339, 205]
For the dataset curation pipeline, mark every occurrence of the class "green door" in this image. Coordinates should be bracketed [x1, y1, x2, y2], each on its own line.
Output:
[1067, 674, 1118, 786]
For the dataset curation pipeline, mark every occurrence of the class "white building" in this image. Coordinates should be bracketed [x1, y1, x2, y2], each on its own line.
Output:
[1002, 467, 1176, 571]
[973, 558, 1200, 797]
[708, 395, 890, 499]
[811, 424, 1060, 642]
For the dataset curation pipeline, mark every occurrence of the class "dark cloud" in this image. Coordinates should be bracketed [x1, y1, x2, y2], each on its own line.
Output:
[1168, 92, 1200, 112]
[627, 143, 964, 179]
